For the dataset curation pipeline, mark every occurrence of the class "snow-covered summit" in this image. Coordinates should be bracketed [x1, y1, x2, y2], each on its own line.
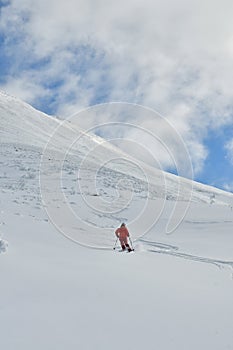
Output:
[1, 91, 232, 206]
[0, 90, 59, 147]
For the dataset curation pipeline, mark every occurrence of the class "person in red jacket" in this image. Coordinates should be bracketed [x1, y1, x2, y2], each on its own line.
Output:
[115, 223, 132, 252]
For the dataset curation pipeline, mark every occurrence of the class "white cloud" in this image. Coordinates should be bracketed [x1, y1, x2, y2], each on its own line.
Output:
[225, 139, 233, 166]
[1, 0, 233, 175]
[223, 182, 233, 193]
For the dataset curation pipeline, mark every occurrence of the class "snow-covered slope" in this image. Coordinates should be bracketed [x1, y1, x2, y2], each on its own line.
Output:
[1, 90, 232, 204]
[1, 91, 233, 244]
[1, 91, 233, 350]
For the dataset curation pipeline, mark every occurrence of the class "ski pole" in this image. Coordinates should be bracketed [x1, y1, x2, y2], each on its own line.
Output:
[129, 236, 134, 251]
[113, 237, 118, 250]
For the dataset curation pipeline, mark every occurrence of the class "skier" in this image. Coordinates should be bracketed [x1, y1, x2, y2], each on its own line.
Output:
[115, 223, 132, 252]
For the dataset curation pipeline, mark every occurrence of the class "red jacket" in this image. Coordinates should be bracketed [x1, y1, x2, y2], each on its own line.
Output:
[115, 226, 129, 240]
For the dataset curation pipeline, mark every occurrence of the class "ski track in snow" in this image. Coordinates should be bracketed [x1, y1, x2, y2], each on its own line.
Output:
[140, 239, 233, 277]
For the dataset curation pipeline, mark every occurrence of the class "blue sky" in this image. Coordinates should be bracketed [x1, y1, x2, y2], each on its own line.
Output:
[197, 126, 233, 189]
[0, 0, 233, 192]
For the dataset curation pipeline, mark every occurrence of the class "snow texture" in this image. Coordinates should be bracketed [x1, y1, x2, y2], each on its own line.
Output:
[0, 239, 8, 253]
[0, 91, 233, 350]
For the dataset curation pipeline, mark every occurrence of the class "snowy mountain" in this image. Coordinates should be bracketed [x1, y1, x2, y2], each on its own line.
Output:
[1, 91, 233, 244]
[0, 91, 233, 350]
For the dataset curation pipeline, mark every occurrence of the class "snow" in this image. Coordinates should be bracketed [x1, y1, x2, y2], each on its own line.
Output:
[0, 239, 8, 253]
[0, 91, 233, 349]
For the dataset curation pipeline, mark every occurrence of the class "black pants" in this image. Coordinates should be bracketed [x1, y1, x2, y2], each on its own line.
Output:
[121, 243, 131, 252]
